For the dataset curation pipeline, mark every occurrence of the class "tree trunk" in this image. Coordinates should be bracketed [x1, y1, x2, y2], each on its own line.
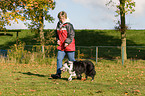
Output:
[39, 12, 45, 59]
[120, 0, 127, 61]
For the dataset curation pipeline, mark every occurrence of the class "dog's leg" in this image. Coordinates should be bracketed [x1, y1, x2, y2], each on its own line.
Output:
[68, 71, 76, 81]
[91, 76, 95, 81]
[68, 63, 76, 81]
[77, 74, 82, 80]
[60, 63, 70, 72]
[71, 71, 76, 76]
[68, 75, 72, 81]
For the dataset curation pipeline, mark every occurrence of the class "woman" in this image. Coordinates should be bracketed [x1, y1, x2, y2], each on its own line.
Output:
[51, 11, 75, 79]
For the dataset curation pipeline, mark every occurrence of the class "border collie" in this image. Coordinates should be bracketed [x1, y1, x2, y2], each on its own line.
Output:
[60, 60, 96, 81]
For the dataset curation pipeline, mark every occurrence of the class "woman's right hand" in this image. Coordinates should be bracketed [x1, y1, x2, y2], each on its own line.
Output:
[57, 40, 61, 45]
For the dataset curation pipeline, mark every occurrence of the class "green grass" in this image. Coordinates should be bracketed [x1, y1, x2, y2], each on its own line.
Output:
[1, 29, 145, 48]
[0, 29, 145, 95]
[0, 60, 145, 95]
[0, 29, 35, 49]
[75, 29, 145, 46]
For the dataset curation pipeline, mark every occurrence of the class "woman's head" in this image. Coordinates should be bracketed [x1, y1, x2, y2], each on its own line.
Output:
[58, 11, 67, 23]
[58, 11, 67, 19]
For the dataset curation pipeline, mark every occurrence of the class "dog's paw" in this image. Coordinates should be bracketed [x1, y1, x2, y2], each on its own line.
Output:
[68, 77, 72, 81]
[91, 79, 94, 82]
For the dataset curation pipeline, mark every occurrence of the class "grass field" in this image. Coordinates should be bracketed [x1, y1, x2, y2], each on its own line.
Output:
[0, 60, 145, 96]
[0, 29, 145, 48]
[75, 29, 145, 46]
[0, 29, 145, 60]
[0, 29, 145, 95]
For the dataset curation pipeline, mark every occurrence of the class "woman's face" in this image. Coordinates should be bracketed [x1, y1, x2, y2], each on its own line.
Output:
[59, 16, 66, 23]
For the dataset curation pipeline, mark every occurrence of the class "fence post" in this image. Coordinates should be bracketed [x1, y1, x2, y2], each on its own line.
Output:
[77, 47, 80, 60]
[42, 45, 44, 53]
[42, 45, 45, 59]
[96, 47, 98, 64]
[122, 46, 124, 65]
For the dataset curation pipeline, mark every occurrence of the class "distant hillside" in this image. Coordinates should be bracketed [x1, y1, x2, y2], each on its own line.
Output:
[0, 29, 145, 49]
[75, 29, 145, 46]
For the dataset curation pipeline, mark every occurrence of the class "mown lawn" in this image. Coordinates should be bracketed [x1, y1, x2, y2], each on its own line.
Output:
[0, 60, 144, 96]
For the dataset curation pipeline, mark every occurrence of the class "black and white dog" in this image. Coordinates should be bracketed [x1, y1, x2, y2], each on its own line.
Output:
[60, 60, 96, 81]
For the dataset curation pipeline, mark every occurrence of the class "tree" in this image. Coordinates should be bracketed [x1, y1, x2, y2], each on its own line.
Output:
[107, 0, 135, 61]
[1, 0, 55, 58]
[22, 0, 55, 58]
[0, 0, 24, 29]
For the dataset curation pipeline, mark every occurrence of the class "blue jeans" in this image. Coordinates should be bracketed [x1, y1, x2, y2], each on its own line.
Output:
[57, 50, 75, 74]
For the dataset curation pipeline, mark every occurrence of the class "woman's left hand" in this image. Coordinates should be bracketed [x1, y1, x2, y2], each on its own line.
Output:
[64, 43, 68, 47]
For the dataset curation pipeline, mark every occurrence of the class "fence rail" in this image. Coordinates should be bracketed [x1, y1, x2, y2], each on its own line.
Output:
[25, 45, 145, 61]
[0, 45, 145, 64]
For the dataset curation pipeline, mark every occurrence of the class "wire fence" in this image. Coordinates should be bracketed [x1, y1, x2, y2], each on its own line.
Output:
[76, 46, 145, 64]
[76, 46, 145, 59]
[0, 45, 145, 64]
[24, 45, 145, 60]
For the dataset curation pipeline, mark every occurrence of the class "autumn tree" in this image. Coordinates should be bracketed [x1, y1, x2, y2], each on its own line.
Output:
[22, 0, 55, 58]
[0, 0, 25, 29]
[1, 0, 55, 58]
[107, 0, 135, 61]
[1, 0, 55, 41]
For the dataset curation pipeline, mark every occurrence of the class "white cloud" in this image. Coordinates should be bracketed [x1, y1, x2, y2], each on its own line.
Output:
[72, 0, 145, 15]
[72, 0, 119, 10]
[72, 0, 119, 29]
[6, 20, 28, 29]
[71, 0, 145, 29]
[133, 0, 145, 16]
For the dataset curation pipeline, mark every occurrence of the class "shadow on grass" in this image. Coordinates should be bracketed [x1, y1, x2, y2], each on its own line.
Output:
[18, 72, 46, 77]
[18, 71, 69, 81]
[48, 77, 68, 81]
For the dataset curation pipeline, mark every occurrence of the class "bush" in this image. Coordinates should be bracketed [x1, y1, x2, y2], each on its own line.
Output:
[6, 42, 56, 64]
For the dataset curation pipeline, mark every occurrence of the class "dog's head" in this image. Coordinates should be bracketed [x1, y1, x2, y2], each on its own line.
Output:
[60, 61, 73, 72]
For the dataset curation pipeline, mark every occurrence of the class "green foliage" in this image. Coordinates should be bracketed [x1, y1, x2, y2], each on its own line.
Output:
[124, 0, 135, 14]
[107, 0, 135, 30]
[6, 42, 56, 64]
[0, 0, 25, 29]
[107, 0, 135, 16]
[23, 0, 55, 30]
[8, 42, 26, 63]
[0, 0, 55, 29]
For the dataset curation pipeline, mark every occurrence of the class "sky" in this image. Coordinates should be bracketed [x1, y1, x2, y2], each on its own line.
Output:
[5, 0, 145, 29]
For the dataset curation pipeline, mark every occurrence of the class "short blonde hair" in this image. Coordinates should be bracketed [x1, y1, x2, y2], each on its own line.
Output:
[58, 11, 67, 19]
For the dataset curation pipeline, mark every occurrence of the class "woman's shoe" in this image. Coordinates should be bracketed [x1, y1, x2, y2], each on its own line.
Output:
[51, 74, 61, 79]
